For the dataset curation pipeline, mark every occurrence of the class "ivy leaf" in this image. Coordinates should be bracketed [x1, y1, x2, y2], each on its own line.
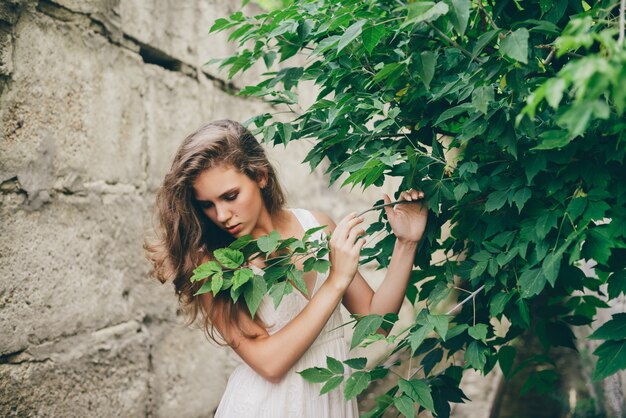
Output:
[465, 341, 487, 371]
[403, 2, 449, 27]
[589, 314, 626, 341]
[512, 188, 532, 213]
[362, 25, 385, 54]
[409, 324, 434, 354]
[344, 357, 367, 370]
[446, 0, 471, 35]
[320, 375, 344, 395]
[327, 356, 345, 374]
[190, 261, 222, 282]
[257, 230, 281, 254]
[490, 292, 513, 316]
[519, 268, 547, 298]
[287, 268, 309, 297]
[415, 51, 436, 89]
[351, 315, 384, 349]
[214, 248, 244, 269]
[298, 367, 334, 383]
[194, 280, 213, 296]
[468, 324, 489, 344]
[344, 371, 371, 400]
[472, 85, 494, 114]
[211, 272, 224, 296]
[592, 339, 626, 381]
[269, 280, 293, 308]
[337, 20, 366, 53]
[398, 379, 435, 413]
[394, 395, 415, 417]
[427, 314, 450, 341]
[243, 275, 267, 319]
[485, 190, 508, 212]
[500, 28, 529, 64]
[608, 270, 626, 299]
[498, 346, 516, 378]
[232, 268, 254, 291]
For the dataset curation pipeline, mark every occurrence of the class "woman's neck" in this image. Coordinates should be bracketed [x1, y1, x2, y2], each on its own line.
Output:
[250, 208, 290, 239]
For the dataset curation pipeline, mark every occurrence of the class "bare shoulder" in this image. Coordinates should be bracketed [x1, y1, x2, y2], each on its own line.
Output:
[309, 210, 336, 234]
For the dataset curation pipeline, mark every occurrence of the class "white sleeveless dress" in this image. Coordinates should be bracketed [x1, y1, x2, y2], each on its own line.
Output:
[214, 208, 359, 418]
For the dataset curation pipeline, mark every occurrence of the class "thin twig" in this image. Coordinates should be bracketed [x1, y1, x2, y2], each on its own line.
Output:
[475, 0, 500, 30]
[426, 22, 484, 64]
[445, 284, 485, 316]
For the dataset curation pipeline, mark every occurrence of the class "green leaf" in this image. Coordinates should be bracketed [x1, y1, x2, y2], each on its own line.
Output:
[269, 280, 293, 308]
[194, 280, 213, 296]
[344, 371, 371, 399]
[416, 51, 436, 89]
[398, 379, 436, 413]
[500, 28, 529, 64]
[362, 25, 385, 54]
[409, 324, 434, 354]
[519, 268, 547, 298]
[214, 248, 245, 269]
[372, 63, 405, 84]
[498, 346, 516, 378]
[404, 2, 449, 27]
[490, 292, 513, 316]
[465, 341, 487, 371]
[344, 357, 367, 370]
[232, 268, 254, 291]
[512, 188, 532, 213]
[327, 356, 345, 374]
[557, 103, 593, 138]
[287, 268, 309, 297]
[468, 324, 489, 343]
[394, 394, 415, 417]
[243, 275, 267, 318]
[485, 190, 508, 212]
[190, 261, 222, 282]
[320, 375, 344, 395]
[298, 367, 334, 383]
[211, 272, 224, 296]
[447, 0, 470, 35]
[337, 20, 366, 53]
[589, 314, 626, 341]
[427, 314, 450, 341]
[351, 315, 384, 349]
[472, 85, 494, 114]
[228, 234, 253, 250]
[257, 230, 281, 253]
[608, 270, 626, 299]
[592, 339, 626, 381]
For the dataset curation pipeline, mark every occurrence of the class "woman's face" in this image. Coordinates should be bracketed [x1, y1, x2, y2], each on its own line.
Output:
[192, 164, 268, 237]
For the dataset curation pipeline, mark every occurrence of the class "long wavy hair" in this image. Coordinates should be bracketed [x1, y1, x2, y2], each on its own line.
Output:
[145, 120, 286, 344]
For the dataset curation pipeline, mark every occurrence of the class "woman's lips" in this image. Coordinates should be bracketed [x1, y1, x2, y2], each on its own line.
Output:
[226, 224, 242, 234]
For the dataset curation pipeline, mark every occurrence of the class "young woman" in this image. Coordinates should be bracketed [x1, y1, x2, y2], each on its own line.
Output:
[146, 120, 428, 417]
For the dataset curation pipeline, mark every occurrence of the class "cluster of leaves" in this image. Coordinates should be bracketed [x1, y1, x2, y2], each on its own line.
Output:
[190, 225, 328, 317]
[208, 0, 626, 416]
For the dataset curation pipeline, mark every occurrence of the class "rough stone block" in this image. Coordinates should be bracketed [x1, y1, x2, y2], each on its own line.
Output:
[0, 191, 164, 355]
[0, 11, 147, 190]
[0, 320, 149, 417]
[149, 320, 241, 417]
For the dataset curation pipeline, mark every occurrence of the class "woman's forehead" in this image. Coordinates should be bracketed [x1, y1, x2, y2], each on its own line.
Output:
[192, 165, 249, 199]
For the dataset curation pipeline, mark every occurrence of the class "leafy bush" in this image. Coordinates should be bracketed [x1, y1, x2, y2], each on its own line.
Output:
[206, 0, 626, 415]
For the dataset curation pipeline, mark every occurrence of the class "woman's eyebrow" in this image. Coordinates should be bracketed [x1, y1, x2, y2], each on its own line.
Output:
[196, 187, 238, 203]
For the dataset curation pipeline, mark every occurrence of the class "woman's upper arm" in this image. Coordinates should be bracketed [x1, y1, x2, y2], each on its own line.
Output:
[198, 292, 277, 379]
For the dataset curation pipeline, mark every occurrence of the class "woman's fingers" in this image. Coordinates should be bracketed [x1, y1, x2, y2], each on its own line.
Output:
[347, 227, 366, 246]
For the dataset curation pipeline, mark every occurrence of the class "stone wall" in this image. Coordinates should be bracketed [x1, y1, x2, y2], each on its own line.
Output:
[0, 1, 390, 417]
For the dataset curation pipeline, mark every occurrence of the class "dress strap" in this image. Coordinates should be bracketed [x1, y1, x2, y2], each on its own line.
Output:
[289, 208, 326, 240]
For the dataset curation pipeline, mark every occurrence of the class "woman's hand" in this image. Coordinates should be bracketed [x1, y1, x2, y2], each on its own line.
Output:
[327, 212, 366, 289]
[383, 190, 428, 244]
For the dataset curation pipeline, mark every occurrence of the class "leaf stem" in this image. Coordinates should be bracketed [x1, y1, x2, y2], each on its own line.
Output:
[356, 199, 425, 218]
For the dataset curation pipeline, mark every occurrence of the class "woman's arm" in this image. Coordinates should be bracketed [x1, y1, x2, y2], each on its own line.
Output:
[313, 189, 428, 320]
[200, 212, 367, 383]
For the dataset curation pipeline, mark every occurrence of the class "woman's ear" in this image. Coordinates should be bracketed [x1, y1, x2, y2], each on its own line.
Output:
[257, 169, 268, 189]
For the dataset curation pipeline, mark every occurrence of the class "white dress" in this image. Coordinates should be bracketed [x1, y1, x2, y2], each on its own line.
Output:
[215, 208, 359, 418]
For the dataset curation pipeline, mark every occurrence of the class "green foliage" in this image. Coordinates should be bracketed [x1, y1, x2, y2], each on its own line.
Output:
[209, 0, 626, 415]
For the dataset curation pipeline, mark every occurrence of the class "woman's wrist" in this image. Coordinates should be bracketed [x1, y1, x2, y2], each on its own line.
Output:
[395, 238, 420, 249]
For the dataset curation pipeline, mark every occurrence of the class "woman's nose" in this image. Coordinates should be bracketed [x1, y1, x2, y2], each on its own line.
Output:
[215, 204, 231, 223]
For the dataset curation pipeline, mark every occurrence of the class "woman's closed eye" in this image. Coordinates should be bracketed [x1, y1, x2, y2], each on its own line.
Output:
[223, 193, 238, 201]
